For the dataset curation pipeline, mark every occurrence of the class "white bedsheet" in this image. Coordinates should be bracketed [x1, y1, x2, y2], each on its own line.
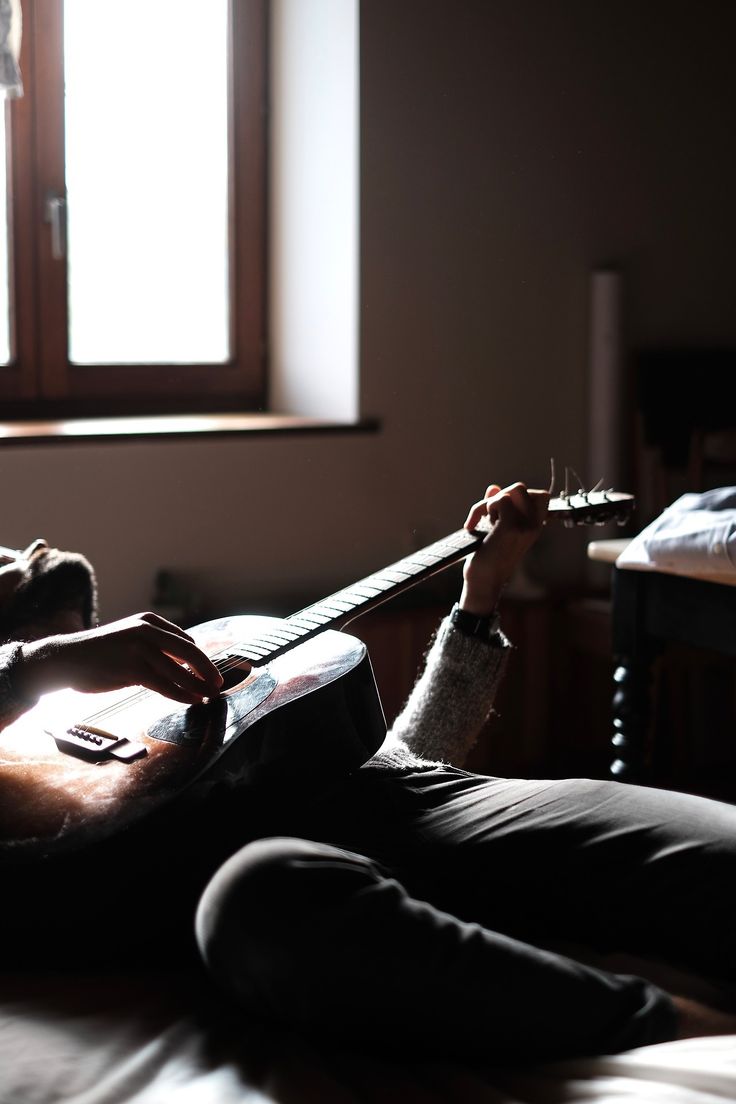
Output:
[1, 973, 734, 1104]
[616, 488, 736, 584]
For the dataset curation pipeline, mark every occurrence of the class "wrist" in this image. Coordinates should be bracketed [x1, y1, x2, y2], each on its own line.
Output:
[459, 579, 505, 618]
[450, 602, 502, 644]
[15, 639, 62, 702]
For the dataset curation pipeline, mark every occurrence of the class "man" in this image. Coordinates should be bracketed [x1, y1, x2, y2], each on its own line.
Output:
[2, 483, 735, 1060]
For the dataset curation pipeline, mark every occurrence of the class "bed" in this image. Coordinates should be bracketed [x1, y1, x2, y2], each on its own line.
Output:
[2, 957, 735, 1104]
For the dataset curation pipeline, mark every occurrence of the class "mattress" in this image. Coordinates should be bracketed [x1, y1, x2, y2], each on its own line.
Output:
[1, 969, 735, 1104]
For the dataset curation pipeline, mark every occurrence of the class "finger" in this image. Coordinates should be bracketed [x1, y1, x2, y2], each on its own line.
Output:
[137, 669, 209, 705]
[504, 487, 551, 528]
[494, 490, 540, 532]
[464, 497, 491, 531]
[144, 649, 219, 703]
[465, 482, 505, 529]
[496, 483, 550, 528]
[498, 482, 531, 512]
[528, 488, 552, 526]
[161, 644, 223, 694]
[467, 486, 550, 533]
[139, 625, 223, 691]
[137, 611, 197, 643]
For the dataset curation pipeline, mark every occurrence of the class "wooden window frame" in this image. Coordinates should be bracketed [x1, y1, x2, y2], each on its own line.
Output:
[0, 0, 267, 419]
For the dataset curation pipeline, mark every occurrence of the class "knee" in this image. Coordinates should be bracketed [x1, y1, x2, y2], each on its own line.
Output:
[195, 837, 380, 1015]
[196, 838, 313, 984]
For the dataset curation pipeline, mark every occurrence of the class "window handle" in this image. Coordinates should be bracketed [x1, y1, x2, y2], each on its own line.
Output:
[44, 193, 68, 260]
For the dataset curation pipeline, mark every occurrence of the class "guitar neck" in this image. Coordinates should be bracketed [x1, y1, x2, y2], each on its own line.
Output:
[229, 490, 633, 667]
[291, 526, 480, 632]
[227, 527, 479, 667]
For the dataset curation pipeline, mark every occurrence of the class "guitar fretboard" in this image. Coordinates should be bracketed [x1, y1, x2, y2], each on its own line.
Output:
[227, 526, 484, 666]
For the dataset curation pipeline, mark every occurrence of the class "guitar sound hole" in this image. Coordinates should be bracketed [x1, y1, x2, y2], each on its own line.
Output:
[219, 662, 253, 692]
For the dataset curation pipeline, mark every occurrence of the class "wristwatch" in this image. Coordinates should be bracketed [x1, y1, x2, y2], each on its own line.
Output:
[450, 602, 502, 645]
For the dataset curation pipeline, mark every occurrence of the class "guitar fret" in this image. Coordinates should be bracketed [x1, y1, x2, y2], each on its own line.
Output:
[276, 627, 311, 642]
[292, 610, 332, 624]
[439, 535, 474, 552]
[388, 559, 423, 571]
[375, 569, 413, 584]
[398, 560, 429, 572]
[263, 631, 299, 644]
[355, 577, 394, 595]
[406, 551, 444, 567]
[313, 606, 360, 620]
[240, 645, 273, 659]
[254, 632, 297, 648]
[316, 598, 357, 613]
[288, 616, 327, 631]
[334, 591, 371, 607]
[270, 623, 302, 637]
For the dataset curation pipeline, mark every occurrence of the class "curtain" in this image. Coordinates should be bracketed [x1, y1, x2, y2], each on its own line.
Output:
[0, 0, 22, 98]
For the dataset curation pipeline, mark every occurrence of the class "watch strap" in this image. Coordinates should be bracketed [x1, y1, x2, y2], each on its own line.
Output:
[449, 602, 502, 644]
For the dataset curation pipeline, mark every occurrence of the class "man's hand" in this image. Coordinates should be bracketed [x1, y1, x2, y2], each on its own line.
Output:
[460, 482, 550, 616]
[16, 613, 224, 705]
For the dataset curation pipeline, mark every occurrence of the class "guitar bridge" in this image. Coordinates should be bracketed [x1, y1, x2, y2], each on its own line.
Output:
[48, 724, 147, 763]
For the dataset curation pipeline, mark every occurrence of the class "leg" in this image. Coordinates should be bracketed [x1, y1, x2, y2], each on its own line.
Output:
[196, 836, 676, 1063]
[295, 767, 736, 986]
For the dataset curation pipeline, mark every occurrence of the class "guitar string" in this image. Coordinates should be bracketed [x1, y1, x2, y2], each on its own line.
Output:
[69, 496, 631, 731]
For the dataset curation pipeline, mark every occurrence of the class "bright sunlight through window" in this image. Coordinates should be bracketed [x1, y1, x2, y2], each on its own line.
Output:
[0, 108, 10, 366]
[64, 0, 230, 366]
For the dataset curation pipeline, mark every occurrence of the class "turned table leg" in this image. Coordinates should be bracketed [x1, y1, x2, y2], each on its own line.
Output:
[611, 654, 656, 780]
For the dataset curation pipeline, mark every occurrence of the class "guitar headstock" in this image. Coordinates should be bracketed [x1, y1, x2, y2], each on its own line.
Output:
[548, 490, 635, 527]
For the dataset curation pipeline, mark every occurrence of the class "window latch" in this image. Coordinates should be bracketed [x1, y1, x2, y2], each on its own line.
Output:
[44, 193, 68, 261]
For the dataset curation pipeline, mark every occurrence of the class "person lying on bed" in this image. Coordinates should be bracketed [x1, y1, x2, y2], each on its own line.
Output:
[1, 483, 735, 1064]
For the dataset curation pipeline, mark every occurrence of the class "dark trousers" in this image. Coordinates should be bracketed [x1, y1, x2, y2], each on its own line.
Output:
[196, 762, 736, 1062]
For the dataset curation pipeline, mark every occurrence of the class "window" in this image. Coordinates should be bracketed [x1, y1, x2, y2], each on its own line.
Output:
[0, 0, 266, 418]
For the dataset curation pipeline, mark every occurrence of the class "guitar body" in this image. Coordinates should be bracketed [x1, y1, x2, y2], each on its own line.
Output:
[0, 615, 386, 863]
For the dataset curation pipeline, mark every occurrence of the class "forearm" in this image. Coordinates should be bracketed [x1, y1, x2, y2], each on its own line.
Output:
[386, 615, 511, 766]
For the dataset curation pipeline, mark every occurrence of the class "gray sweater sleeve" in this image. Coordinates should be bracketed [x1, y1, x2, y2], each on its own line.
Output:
[0, 642, 32, 731]
[384, 615, 511, 766]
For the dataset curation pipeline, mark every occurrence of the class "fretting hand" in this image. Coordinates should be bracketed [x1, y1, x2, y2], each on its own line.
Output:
[460, 482, 550, 616]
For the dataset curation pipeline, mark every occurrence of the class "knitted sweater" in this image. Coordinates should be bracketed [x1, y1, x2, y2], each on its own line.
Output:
[0, 615, 511, 769]
[369, 615, 510, 770]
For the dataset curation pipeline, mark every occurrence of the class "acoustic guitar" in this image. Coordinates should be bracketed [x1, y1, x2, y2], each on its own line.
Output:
[0, 491, 633, 861]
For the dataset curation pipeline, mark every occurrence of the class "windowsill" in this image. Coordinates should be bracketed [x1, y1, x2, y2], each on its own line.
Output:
[0, 412, 380, 445]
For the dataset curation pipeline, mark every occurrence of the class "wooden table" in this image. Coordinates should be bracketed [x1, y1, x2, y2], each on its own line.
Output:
[588, 539, 736, 782]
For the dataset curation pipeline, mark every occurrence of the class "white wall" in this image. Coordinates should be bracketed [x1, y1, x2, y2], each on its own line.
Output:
[269, 0, 359, 420]
[3, 0, 736, 622]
